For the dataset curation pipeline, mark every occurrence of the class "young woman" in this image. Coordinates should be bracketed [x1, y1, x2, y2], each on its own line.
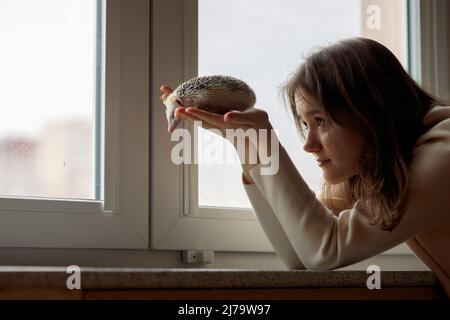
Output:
[160, 37, 450, 297]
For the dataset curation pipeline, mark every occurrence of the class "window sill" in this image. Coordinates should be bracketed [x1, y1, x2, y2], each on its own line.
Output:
[0, 267, 445, 299]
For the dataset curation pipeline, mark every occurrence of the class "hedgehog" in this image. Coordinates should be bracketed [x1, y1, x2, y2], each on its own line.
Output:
[162, 75, 256, 133]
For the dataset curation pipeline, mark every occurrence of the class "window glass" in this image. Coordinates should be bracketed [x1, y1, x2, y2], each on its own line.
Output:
[0, 0, 103, 200]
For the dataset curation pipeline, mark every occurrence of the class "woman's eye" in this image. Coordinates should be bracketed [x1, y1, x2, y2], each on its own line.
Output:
[298, 117, 324, 132]
[301, 121, 308, 131]
[316, 118, 325, 127]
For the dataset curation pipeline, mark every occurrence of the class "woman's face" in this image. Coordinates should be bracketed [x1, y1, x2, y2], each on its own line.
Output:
[295, 94, 367, 185]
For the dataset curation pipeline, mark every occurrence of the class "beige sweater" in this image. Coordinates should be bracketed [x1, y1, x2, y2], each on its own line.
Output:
[242, 105, 450, 297]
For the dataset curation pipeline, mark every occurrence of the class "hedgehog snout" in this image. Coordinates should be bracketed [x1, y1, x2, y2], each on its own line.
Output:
[166, 109, 180, 133]
[168, 117, 182, 133]
[166, 106, 182, 133]
[163, 93, 181, 132]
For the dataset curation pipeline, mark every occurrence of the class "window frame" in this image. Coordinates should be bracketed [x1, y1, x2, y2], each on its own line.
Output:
[150, 0, 273, 252]
[1, 0, 445, 259]
[0, 0, 149, 249]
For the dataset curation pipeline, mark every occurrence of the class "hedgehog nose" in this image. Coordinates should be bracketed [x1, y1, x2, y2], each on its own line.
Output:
[169, 118, 181, 133]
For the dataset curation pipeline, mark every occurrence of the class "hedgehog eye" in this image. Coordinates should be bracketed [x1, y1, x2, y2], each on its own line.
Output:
[175, 97, 183, 107]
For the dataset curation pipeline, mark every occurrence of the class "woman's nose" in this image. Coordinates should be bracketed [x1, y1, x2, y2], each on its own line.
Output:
[303, 132, 322, 153]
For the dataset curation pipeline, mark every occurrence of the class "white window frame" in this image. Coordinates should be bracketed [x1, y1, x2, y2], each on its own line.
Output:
[151, 0, 273, 252]
[2, 0, 442, 258]
[0, 0, 149, 249]
[151, 0, 449, 256]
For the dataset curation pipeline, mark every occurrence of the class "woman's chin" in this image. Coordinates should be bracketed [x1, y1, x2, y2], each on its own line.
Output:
[323, 173, 346, 185]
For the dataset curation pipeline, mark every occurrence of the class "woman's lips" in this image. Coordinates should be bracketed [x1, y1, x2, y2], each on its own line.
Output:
[317, 159, 331, 167]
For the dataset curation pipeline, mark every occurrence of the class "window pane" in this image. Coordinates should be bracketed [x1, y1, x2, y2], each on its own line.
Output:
[198, 0, 407, 208]
[0, 0, 103, 200]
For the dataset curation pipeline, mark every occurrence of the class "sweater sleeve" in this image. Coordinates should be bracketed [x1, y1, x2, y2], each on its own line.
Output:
[242, 174, 306, 270]
[242, 142, 447, 270]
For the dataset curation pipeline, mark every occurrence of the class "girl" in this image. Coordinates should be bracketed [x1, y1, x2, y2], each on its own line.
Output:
[160, 37, 450, 297]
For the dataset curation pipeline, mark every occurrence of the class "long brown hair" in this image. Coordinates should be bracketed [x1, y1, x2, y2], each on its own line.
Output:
[281, 37, 443, 231]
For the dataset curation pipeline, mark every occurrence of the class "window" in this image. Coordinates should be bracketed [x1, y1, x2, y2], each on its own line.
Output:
[0, 0, 149, 249]
[0, 0, 99, 200]
[2, 0, 444, 258]
[152, 0, 419, 255]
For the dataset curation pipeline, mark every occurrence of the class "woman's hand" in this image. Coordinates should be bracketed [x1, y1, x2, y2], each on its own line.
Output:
[160, 85, 276, 167]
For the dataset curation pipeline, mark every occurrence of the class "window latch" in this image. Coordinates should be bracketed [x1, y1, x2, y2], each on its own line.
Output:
[181, 250, 215, 264]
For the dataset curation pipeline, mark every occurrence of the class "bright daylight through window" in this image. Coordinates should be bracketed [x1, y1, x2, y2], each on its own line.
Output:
[0, 0, 104, 200]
